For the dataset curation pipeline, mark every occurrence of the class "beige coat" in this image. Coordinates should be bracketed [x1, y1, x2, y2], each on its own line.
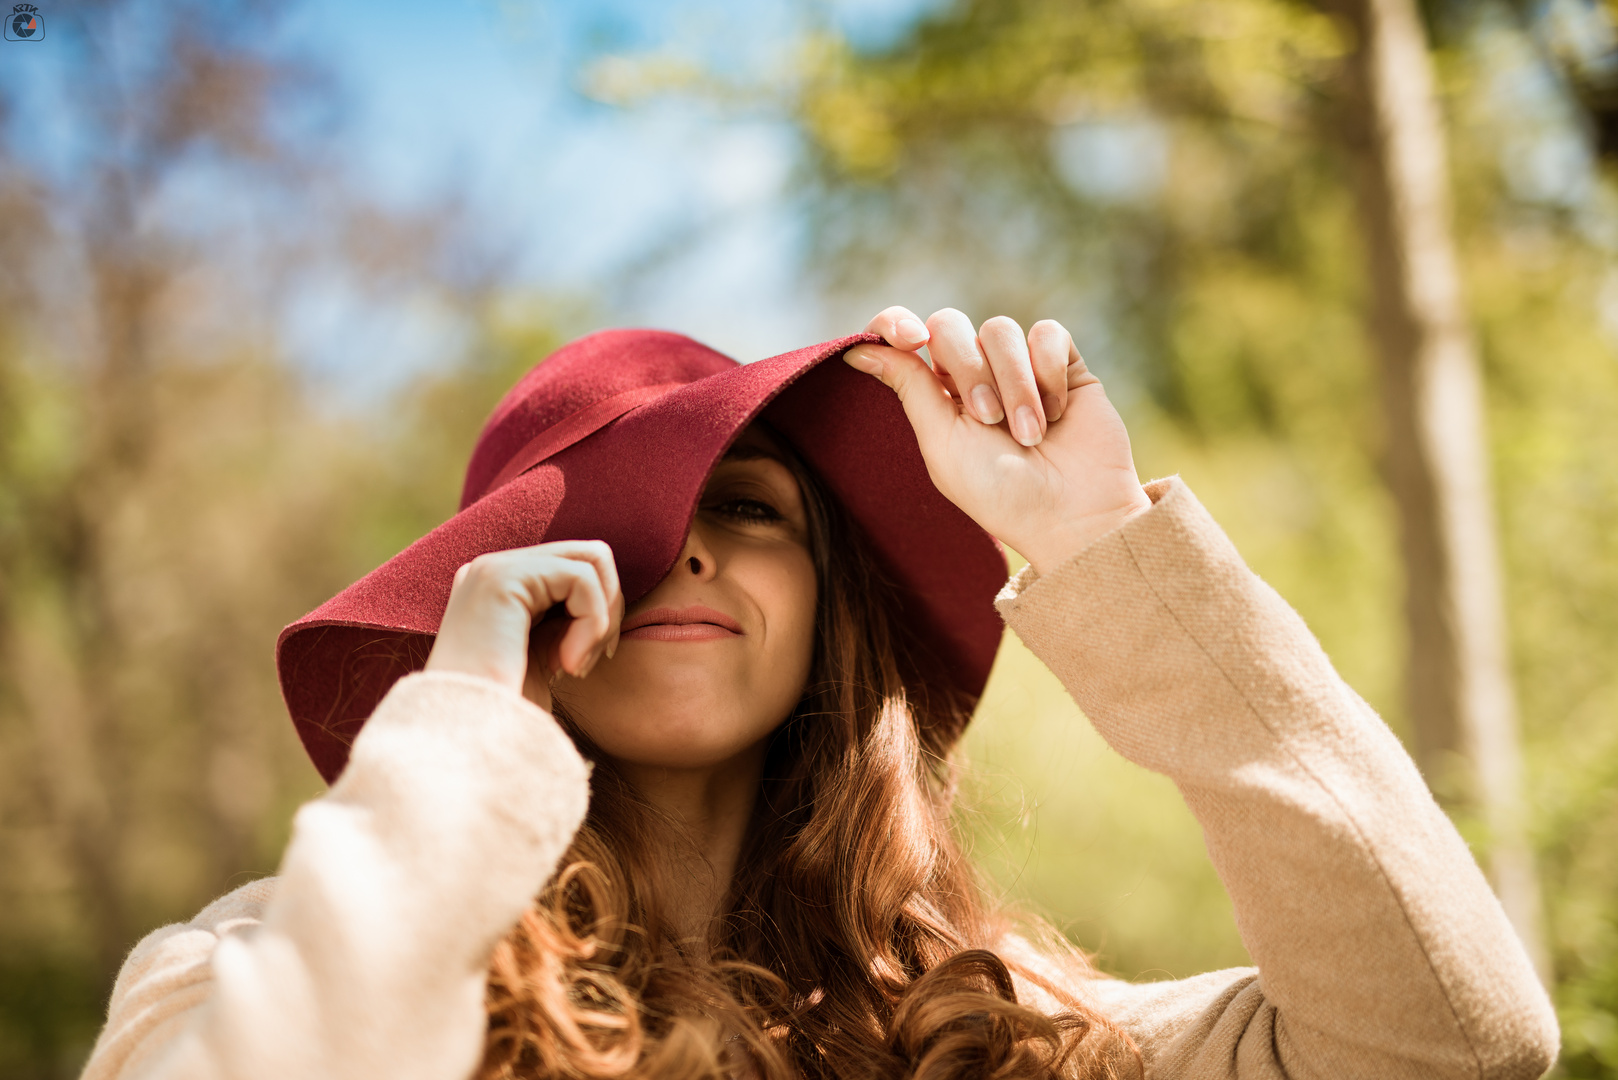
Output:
[78, 479, 1560, 1080]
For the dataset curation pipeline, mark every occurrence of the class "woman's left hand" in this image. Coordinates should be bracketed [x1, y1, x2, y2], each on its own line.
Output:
[845, 306, 1152, 576]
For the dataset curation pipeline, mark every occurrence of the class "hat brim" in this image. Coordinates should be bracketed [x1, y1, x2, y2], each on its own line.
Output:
[277, 333, 1007, 783]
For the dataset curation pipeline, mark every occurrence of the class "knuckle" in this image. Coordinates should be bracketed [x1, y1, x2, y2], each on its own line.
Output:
[979, 314, 1023, 339]
[1029, 319, 1068, 345]
[459, 553, 515, 595]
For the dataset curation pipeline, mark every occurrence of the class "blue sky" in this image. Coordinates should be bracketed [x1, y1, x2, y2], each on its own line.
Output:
[271, 0, 943, 391]
[6, 0, 1600, 400]
[1, 0, 944, 398]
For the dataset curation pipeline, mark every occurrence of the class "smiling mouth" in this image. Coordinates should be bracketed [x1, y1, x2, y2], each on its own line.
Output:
[618, 605, 744, 642]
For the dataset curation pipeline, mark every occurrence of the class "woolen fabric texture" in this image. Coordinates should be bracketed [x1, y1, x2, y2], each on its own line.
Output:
[81, 479, 1559, 1080]
[276, 330, 1007, 784]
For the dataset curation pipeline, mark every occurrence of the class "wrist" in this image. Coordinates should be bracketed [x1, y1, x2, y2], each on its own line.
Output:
[1017, 491, 1153, 577]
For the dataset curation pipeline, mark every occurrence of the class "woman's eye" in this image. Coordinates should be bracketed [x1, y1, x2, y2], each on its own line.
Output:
[711, 497, 783, 523]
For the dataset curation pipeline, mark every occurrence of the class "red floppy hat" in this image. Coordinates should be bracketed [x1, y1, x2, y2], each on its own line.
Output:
[276, 329, 1009, 783]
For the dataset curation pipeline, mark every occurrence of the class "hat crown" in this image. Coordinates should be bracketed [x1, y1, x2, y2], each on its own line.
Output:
[460, 329, 737, 511]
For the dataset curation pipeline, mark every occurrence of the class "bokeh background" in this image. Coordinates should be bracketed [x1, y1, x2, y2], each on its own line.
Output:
[3, 0, 1617, 1075]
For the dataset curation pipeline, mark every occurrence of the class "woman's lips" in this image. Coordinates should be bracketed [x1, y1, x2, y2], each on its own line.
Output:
[621, 622, 739, 641]
[618, 605, 743, 641]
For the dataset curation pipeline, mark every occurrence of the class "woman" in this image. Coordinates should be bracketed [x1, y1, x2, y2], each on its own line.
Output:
[81, 307, 1557, 1080]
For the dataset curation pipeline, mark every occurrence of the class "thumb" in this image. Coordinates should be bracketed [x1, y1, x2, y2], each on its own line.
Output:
[844, 343, 957, 455]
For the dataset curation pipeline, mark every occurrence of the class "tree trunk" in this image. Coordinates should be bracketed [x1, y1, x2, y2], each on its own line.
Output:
[1327, 0, 1549, 981]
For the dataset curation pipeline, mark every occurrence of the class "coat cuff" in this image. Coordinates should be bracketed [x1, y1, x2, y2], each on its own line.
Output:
[320, 670, 591, 925]
[995, 476, 1182, 611]
[989, 474, 1329, 779]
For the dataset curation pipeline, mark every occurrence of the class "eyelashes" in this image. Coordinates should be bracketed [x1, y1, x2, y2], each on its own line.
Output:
[707, 497, 785, 523]
[700, 463, 801, 528]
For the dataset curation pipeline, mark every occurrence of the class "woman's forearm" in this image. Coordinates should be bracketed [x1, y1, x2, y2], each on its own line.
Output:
[996, 478, 1558, 1080]
[82, 672, 590, 1080]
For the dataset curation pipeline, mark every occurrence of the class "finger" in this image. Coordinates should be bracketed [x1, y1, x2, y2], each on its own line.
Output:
[480, 547, 611, 679]
[863, 305, 930, 351]
[1028, 319, 1071, 423]
[538, 540, 623, 658]
[534, 556, 611, 678]
[978, 315, 1044, 447]
[925, 308, 1002, 425]
[432, 553, 554, 691]
[842, 341, 959, 456]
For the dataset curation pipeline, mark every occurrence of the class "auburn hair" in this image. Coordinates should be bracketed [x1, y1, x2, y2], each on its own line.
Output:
[476, 434, 1140, 1080]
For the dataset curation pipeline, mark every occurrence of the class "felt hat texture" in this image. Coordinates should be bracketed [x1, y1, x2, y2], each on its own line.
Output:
[277, 329, 1008, 783]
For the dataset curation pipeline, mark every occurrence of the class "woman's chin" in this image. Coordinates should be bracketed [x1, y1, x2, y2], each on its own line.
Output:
[554, 658, 805, 772]
[594, 731, 765, 773]
[568, 703, 781, 773]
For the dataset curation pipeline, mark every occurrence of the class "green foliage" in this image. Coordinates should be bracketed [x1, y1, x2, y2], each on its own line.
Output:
[0, 9, 584, 1071]
[1475, 229, 1618, 1076]
[4, 1, 1616, 1076]
[0, 295, 571, 1078]
[0, 950, 104, 1080]
[781, 0, 1618, 1068]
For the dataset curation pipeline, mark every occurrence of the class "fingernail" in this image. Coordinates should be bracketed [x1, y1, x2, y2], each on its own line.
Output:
[971, 384, 1004, 424]
[606, 636, 618, 660]
[895, 318, 928, 346]
[844, 347, 882, 375]
[1042, 393, 1063, 422]
[1013, 405, 1042, 446]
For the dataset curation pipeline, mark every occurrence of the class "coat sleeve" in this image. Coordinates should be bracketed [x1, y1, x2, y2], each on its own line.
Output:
[79, 671, 591, 1080]
[994, 477, 1559, 1080]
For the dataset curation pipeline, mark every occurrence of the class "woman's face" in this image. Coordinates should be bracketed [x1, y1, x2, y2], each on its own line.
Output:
[546, 424, 818, 772]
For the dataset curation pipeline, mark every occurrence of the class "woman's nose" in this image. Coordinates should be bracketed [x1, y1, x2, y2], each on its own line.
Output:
[678, 522, 719, 581]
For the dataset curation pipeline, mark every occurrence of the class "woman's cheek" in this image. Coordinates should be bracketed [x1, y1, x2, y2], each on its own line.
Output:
[757, 546, 819, 707]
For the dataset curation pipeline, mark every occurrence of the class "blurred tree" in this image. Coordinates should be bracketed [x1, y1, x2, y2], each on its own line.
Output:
[0, 4, 546, 1076]
[0, 6, 340, 1067]
[1321, 0, 1545, 976]
[761, 0, 1392, 976]
[739, 0, 1618, 1068]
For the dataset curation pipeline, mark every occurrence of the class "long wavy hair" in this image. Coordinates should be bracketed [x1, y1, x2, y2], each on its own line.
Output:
[476, 435, 1140, 1080]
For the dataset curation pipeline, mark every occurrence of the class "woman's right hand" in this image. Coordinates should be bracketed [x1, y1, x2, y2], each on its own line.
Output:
[424, 540, 624, 713]
[847, 307, 1151, 576]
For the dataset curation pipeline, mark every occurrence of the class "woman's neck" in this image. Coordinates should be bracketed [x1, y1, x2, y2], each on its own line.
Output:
[611, 740, 769, 946]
